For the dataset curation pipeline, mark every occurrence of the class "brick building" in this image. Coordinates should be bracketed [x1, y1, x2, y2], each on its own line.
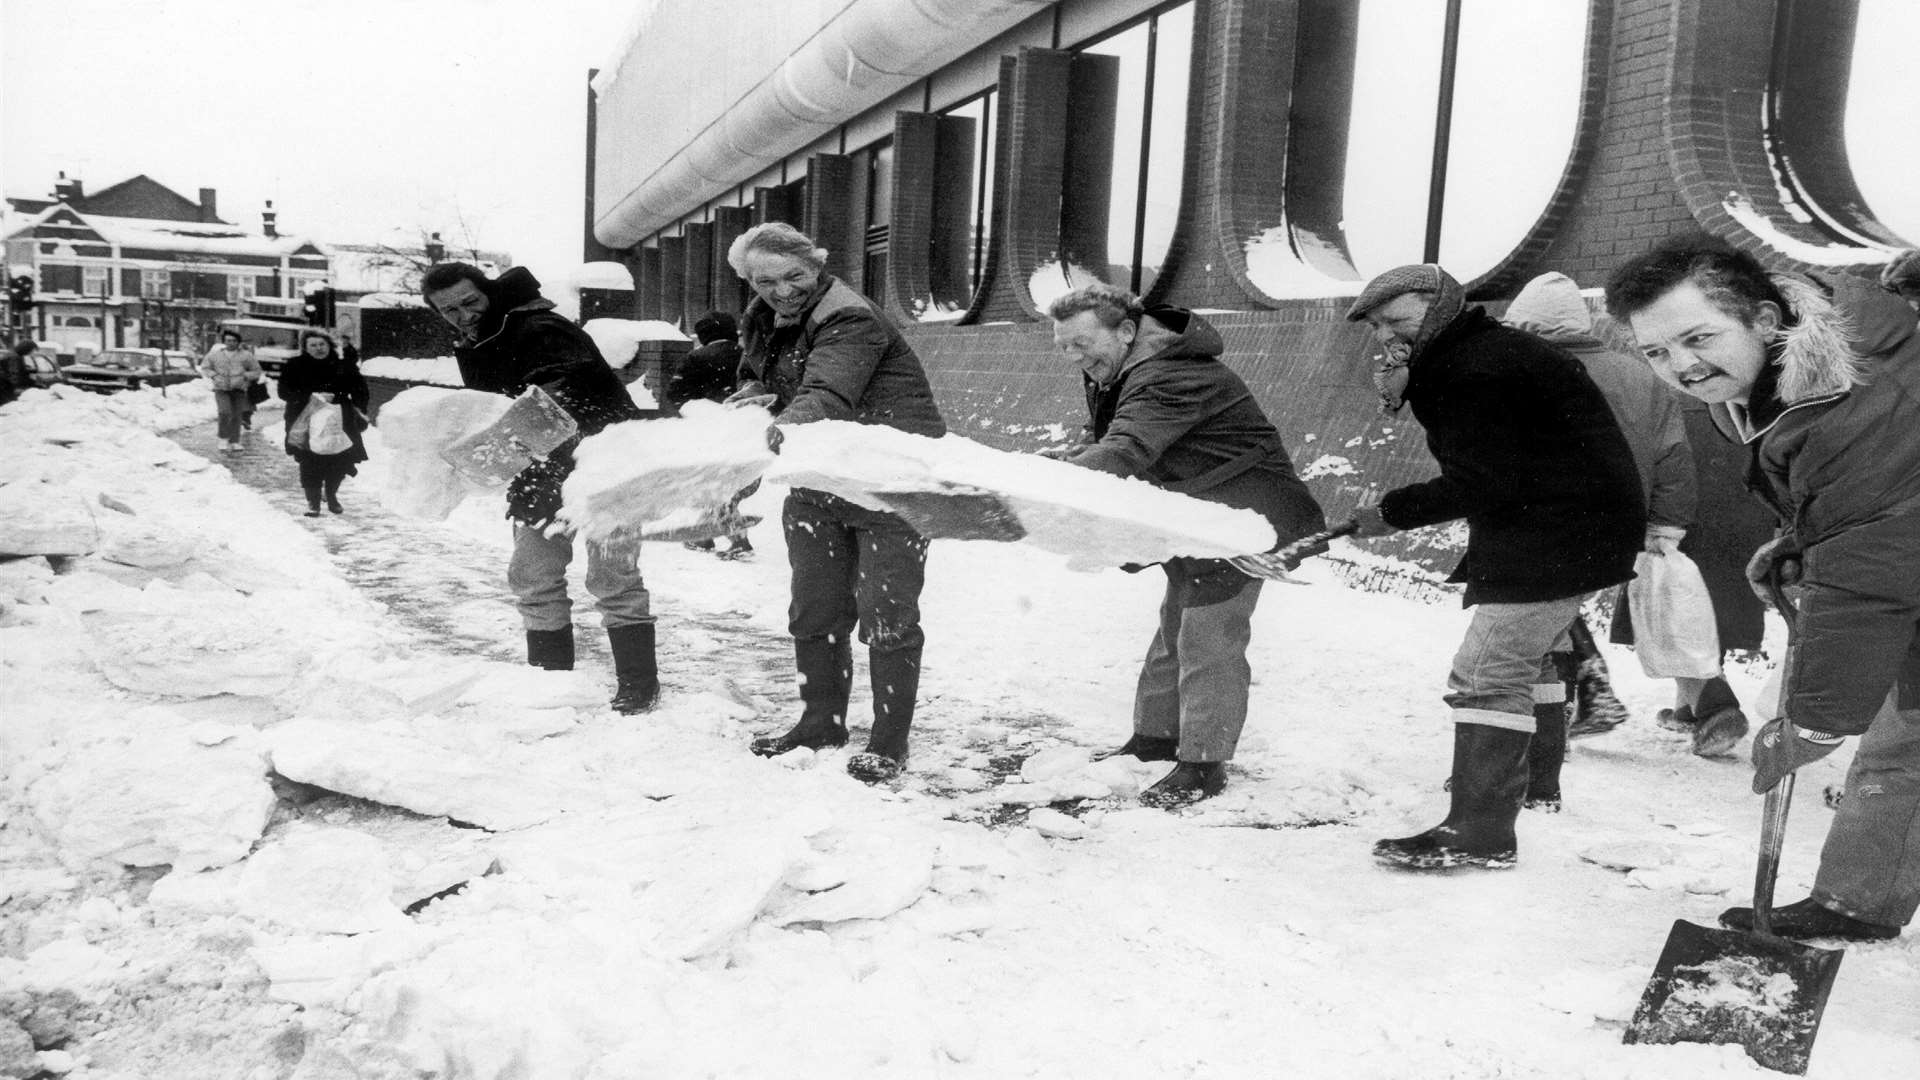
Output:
[3, 173, 330, 355]
[586, 0, 1914, 557]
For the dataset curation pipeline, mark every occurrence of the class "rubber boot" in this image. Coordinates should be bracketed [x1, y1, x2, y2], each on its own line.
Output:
[1140, 761, 1228, 809]
[1525, 693, 1569, 813]
[526, 627, 575, 671]
[751, 636, 852, 757]
[1565, 621, 1629, 738]
[324, 477, 344, 514]
[1375, 724, 1531, 871]
[848, 646, 920, 783]
[607, 620, 658, 714]
[1093, 733, 1180, 762]
[302, 483, 322, 518]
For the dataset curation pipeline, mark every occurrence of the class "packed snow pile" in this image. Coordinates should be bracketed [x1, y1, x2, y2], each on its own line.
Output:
[560, 401, 776, 542]
[582, 318, 688, 370]
[373, 386, 514, 520]
[769, 421, 1278, 567]
[360, 355, 463, 386]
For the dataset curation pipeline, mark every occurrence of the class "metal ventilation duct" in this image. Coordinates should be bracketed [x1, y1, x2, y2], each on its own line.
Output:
[593, 0, 1050, 249]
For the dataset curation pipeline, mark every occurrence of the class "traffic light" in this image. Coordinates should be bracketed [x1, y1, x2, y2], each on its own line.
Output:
[303, 286, 333, 326]
[6, 275, 33, 312]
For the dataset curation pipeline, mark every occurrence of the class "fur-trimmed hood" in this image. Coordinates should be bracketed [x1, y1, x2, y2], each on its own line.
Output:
[1768, 274, 1864, 404]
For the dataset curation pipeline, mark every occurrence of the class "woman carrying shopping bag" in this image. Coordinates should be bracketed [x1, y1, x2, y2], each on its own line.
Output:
[279, 330, 369, 516]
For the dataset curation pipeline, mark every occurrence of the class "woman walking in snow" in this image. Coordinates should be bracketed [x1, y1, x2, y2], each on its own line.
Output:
[202, 329, 264, 452]
[278, 330, 369, 516]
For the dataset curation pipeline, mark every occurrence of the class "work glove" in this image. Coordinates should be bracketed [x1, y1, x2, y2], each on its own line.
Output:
[1744, 535, 1803, 604]
[765, 423, 784, 454]
[1644, 524, 1686, 555]
[507, 458, 568, 530]
[723, 381, 770, 405]
[1350, 504, 1398, 538]
[1750, 718, 1845, 793]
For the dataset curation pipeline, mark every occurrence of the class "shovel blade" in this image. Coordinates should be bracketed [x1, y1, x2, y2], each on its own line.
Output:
[871, 485, 1027, 542]
[439, 386, 580, 486]
[1622, 919, 1843, 1074]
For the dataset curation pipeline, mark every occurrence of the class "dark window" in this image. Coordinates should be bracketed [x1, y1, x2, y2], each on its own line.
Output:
[255, 275, 280, 297]
[41, 264, 81, 294]
[121, 268, 142, 296]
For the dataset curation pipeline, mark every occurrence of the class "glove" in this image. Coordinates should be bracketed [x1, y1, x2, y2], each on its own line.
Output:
[506, 458, 568, 529]
[1745, 535, 1803, 603]
[1644, 524, 1686, 555]
[1350, 505, 1397, 538]
[1750, 718, 1845, 793]
[765, 423, 784, 454]
[723, 380, 769, 405]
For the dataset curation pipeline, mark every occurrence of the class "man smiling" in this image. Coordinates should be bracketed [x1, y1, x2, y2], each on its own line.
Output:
[1606, 234, 1920, 941]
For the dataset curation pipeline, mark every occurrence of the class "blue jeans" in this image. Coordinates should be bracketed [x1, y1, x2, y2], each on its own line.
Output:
[1444, 596, 1588, 732]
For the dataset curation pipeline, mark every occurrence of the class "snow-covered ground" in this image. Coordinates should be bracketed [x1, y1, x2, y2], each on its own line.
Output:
[1, 382, 1915, 1079]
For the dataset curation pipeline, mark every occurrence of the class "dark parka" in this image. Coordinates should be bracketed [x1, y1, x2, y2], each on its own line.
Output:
[1380, 306, 1644, 606]
[1064, 307, 1326, 556]
[1723, 277, 1920, 736]
[454, 266, 646, 525]
[278, 348, 370, 469]
[738, 275, 946, 437]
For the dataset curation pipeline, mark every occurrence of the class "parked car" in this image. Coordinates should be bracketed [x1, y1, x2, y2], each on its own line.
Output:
[23, 352, 67, 389]
[61, 348, 201, 394]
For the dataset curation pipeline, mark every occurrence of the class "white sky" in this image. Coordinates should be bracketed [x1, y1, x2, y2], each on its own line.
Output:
[2, 0, 641, 282]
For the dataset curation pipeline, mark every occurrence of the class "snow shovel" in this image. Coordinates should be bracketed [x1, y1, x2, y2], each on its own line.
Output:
[1621, 576, 1842, 1075]
[1228, 518, 1360, 581]
[439, 385, 579, 486]
[870, 482, 1027, 542]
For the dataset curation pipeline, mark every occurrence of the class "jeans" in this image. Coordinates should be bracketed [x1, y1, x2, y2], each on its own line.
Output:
[213, 388, 249, 441]
[1444, 595, 1589, 732]
[506, 525, 651, 632]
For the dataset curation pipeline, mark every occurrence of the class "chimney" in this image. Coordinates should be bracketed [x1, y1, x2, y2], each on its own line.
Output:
[199, 187, 218, 223]
[53, 171, 84, 203]
[262, 200, 278, 239]
[425, 232, 446, 263]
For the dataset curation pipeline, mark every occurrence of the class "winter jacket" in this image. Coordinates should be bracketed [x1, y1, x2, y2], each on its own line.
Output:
[454, 266, 646, 525]
[1380, 305, 1644, 606]
[0, 346, 31, 405]
[1719, 276, 1920, 735]
[1504, 272, 1696, 529]
[668, 339, 741, 410]
[278, 352, 370, 466]
[1063, 306, 1327, 556]
[202, 345, 263, 391]
[738, 275, 946, 437]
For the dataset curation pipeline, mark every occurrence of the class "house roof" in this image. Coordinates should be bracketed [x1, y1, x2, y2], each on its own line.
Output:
[5, 204, 321, 260]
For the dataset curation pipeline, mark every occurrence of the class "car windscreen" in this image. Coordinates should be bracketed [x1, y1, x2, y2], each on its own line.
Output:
[97, 352, 159, 370]
[226, 324, 305, 350]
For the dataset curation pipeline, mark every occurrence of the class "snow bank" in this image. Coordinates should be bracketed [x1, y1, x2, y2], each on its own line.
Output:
[583, 317, 688, 370]
[571, 261, 635, 291]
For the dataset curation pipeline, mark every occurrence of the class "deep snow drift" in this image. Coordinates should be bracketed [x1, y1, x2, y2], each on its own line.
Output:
[1, 381, 1915, 1079]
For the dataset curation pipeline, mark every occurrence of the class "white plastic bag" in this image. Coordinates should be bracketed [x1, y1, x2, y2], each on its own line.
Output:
[307, 401, 352, 456]
[1627, 550, 1721, 678]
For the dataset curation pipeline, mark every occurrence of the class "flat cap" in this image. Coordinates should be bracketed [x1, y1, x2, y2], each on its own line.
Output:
[1346, 264, 1445, 321]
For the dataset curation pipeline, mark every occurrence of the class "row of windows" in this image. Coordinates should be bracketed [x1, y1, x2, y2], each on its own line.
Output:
[635, 0, 1919, 308]
[35, 264, 322, 303]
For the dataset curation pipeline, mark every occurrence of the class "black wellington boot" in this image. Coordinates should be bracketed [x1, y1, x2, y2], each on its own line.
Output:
[607, 621, 659, 713]
[1140, 761, 1228, 809]
[1689, 675, 1749, 758]
[848, 646, 920, 783]
[751, 636, 852, 757]
[324, 477, 344, 514]
[1375, 724, 1531, 871]
[302, 483, 322, 517]
[526, 627, 575, 671]
[1092, 733, 1179, 762]
[1525, 693, 1569, 812]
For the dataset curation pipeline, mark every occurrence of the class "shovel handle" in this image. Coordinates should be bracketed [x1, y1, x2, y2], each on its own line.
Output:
[1752, 570, 1800, 942]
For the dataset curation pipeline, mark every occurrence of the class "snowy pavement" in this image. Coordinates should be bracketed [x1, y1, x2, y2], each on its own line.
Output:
[1, 382, 1916, 1079]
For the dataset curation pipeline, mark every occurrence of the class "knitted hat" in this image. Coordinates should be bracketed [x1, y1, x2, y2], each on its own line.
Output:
[1347, 264, 1449, 321]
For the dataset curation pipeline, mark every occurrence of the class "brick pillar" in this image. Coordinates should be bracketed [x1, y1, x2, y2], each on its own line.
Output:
[709, 206, 751, 315]
[1060, 52, 1119, 284]
[963, 48, 1075, 324]
[658, 235, 687, 328]
[682, 221, 713, 321]
[635, 246, 663, 321]
[753, 182, 800, 226]
[802, 154, 860, 285]
[883, 111, 979, 324]
[1155, 0, 1363, 310]
[1768, 1, 1903, 247]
